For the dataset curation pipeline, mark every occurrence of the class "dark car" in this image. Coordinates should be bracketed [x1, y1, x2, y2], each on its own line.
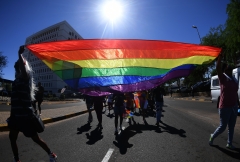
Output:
[0, 90, 8, 96]
[179, 86, 190, 93]
[192, 81, 210, 92]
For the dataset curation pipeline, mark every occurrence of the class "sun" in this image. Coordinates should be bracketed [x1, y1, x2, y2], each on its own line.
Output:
[102, 0, 123, 23]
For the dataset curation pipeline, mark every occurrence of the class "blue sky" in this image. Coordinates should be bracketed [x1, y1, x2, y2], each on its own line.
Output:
[0, 0, 229, 80]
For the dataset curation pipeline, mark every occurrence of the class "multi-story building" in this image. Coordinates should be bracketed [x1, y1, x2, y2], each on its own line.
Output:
[22, 20, 83, 95]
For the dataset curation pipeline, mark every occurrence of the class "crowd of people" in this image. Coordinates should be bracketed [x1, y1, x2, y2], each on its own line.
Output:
[83, 86, 166, 135]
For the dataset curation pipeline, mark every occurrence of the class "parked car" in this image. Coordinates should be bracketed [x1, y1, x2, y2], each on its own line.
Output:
[0, 90, 8, 96]
[75, 92, 84, 98]
[170, 87, 180, 92]
[179, 86, 189, 93]
[192, 80, 210, 92]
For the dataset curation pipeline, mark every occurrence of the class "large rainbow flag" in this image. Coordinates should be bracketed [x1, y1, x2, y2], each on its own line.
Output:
[26, 39, 221, 96]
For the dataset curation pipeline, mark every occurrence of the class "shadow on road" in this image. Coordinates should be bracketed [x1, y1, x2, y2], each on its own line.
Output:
[160, 122, 186, 137]
[85, 126, 103, 145]
[77, 122, 92, 135]
[113, 121, 162, 154]
[213, 145, 240, 160]
[106, 113, 115, 119]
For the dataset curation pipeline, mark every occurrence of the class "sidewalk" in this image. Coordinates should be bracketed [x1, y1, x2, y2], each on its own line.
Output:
[0, 96, 212, 132]
[0, 99, 88, 132]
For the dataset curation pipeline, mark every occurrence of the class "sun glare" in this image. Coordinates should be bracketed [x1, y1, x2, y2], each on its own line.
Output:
[102, 0, 123, 22]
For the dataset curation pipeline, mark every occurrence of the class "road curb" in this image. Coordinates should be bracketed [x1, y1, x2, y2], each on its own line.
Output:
[0, 102, 10, 105]
[0, 110, 89, 132]
[173, 97, 211, 102]
[0, 99, 81, 106]
[0, 124, 8, 132]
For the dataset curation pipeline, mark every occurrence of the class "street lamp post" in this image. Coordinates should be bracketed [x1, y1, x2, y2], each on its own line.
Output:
[192, 25, 202, 44]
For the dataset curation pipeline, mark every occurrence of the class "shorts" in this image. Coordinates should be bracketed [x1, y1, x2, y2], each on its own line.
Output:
[7, 116, 38, 137]
[114, 106, 125, 116]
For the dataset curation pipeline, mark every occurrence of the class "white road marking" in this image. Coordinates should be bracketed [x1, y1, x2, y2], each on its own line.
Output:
[102, 148, 114, 162]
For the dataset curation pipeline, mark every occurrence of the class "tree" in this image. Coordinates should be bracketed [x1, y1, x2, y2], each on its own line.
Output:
[164, 77, 182, 92]
[211, 69, 217, 76]
[201, 25, 227, 76]
[202, 25, 227, 49]
[0, 52, 8, 78]
[183, 65, 207, 87]
[225, 0, 240, 62]
[183, 25, 226, 86]
[184, 1, 240, 86]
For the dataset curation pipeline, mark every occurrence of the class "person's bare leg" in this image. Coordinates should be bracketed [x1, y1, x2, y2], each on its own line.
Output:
[31, 134, 51, 154]
[95, 107, 102, 126]
[9, 129, 20, 161]
[115, 115, 118, 129]
[119, 116, 123, 129]
[142, 109, 146, 121]
[38, 100, 43, 115]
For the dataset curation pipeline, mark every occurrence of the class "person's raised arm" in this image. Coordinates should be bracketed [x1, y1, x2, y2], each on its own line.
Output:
[216, 53, 223, 76]
[18, 45, 28, 79]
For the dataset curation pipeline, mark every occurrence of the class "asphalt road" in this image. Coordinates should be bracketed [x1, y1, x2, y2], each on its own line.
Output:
[0, 97, 239, 162]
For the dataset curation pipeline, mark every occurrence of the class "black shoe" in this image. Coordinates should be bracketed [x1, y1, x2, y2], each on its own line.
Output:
[155, 122, 159, 126]
[129, 120, 132, 125]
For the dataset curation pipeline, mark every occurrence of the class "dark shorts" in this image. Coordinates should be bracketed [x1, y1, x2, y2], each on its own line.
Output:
[7, 116, 38, 137]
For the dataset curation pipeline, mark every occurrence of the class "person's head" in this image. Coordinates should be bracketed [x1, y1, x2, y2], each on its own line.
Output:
[222, 63, 234, 76]
[38, 82, 41, 86]
[14, 56, 32, 79]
